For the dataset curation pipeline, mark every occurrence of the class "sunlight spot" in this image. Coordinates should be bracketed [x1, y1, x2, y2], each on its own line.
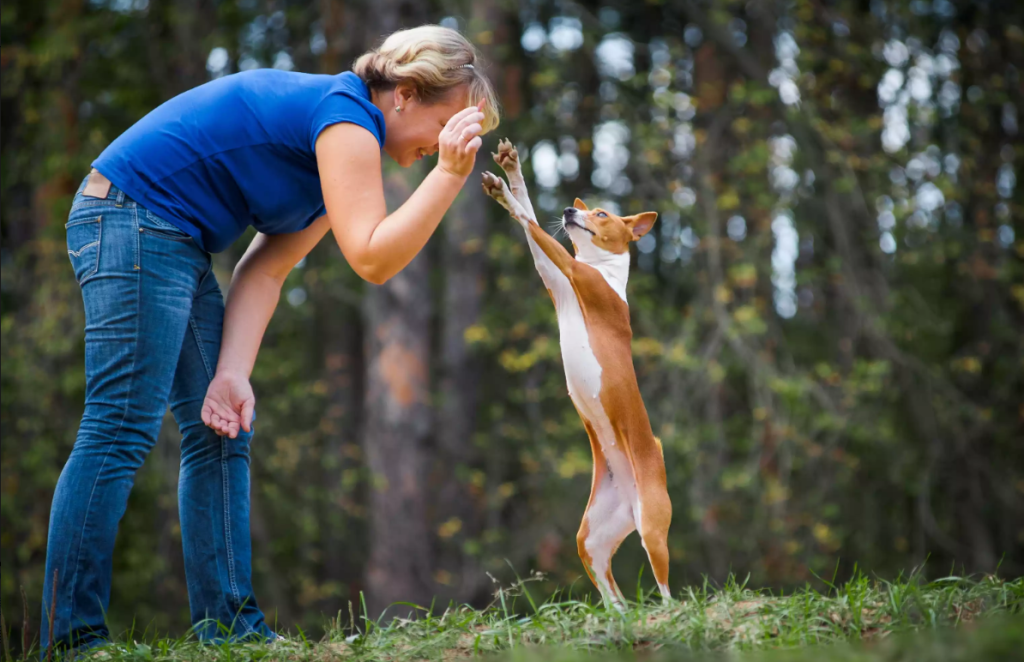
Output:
[549, 17, 583, 51]
[207, 47, 230, 78]
[727, 215, 747, 242]
[880, 232, 897, 254]
[521, 23, 546, 52]
[596, 35, 635, 80]
[531, 141, 560, 189]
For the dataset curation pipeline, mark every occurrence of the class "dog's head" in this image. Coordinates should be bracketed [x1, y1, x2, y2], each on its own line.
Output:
[562, 199, 658, 263]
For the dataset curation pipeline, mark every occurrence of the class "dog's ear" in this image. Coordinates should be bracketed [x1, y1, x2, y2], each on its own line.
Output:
[573, 198, 589, 211]
[624, 212, 658, 240]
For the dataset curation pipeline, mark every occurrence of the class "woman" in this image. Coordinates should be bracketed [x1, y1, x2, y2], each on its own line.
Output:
[42, 25, 499, 653]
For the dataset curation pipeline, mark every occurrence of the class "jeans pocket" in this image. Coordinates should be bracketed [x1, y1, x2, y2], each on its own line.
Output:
[143, 210, 193, 242]
[66, 216, 102, 284]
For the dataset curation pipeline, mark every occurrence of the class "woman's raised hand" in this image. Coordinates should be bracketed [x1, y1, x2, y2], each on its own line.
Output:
[436, 99, 486, 178]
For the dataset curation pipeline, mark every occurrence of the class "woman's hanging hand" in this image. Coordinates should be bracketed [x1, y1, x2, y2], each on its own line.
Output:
[201, 371, 255, 439]
[436, 99, 486, 178]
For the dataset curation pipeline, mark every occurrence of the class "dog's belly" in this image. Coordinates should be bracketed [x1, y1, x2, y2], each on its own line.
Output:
[556, 300, 639, 510]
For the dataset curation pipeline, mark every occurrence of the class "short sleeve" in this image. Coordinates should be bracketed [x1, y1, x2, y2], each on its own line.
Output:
[309, 91, 385, 153]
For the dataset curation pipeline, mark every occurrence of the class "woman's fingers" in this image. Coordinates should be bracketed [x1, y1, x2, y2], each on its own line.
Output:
[241, 399, 255, 433]
[452, 113, 485, 139]
[441, 107, 479, 137]
[445, 112, 484, 144]
[438, 102, 486, 177]
[212, 402, 238, 424]
[463, 135, 482, 155]
[447, 120, 482, 157]
[438, 110, 473, 141]
[442, 100, 485, 141]
[210, 411, 236, 438]
[458, 123, 482, 141]
[203, 398, 240, 436]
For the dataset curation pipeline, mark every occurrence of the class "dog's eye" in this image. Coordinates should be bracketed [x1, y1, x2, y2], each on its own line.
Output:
[596, 212, 607, 218]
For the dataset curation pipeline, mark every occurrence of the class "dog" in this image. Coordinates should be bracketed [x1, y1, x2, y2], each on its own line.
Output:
[482, 139, 672, 608]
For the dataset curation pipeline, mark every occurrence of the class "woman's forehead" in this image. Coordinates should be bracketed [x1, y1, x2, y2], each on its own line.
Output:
[438, 86, 472, 117]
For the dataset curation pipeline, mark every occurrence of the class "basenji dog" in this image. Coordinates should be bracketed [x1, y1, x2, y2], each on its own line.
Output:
[482, 139, 672, 608]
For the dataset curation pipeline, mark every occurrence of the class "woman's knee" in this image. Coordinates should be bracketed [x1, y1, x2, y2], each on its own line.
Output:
[73, 408, 161, 468]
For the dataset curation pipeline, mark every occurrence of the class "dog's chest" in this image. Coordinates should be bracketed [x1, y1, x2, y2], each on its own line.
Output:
[555, 295, 606, 419]
[554, 294, 636, 489]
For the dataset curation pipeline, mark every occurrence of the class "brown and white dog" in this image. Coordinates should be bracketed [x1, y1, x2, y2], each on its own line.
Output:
[482, 139, 672, 608]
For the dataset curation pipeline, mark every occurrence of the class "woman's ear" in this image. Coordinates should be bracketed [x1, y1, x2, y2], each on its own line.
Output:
[394, 82, 417, 109]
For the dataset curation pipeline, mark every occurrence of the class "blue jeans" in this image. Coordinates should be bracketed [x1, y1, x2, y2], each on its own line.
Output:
[41, 176, 276, 653]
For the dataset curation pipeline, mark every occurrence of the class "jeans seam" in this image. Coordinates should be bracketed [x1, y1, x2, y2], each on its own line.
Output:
[66, 212, 142, 633]
[188, 311, 253, 635]
[188, 314, 215, 380]
[221, 437, 249, 632]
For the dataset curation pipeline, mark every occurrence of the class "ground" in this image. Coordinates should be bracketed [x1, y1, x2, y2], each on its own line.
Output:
[16, 572, 1022, 661]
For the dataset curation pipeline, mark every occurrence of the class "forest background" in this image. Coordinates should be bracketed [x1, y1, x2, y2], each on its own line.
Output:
[1, 0, 1021, 641]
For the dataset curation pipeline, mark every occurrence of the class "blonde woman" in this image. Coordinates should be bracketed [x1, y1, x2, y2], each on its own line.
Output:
[43, 25, 499, 654]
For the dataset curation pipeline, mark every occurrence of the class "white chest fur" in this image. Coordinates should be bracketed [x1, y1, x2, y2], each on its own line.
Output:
[553, 289, 639, 512]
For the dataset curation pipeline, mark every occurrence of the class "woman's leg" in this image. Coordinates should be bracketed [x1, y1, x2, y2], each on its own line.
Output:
[170, 262, 277, 643]
[42, 196, 209, 652]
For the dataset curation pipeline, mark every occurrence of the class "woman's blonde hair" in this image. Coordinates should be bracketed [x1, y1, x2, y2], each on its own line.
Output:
[353, 25, 500, 133]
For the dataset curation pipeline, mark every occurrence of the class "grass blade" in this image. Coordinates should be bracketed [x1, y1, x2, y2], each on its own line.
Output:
[1, 610, 12, 662]
[19, 585, 28, 662]
[45, 570, 56, 662]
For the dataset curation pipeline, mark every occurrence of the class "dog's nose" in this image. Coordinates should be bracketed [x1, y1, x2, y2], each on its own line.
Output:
[563, 207, 576, 216]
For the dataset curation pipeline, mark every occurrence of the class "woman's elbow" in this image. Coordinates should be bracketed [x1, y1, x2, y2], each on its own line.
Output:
[355, 262, 390, 285]
[337, 240, 390, 285]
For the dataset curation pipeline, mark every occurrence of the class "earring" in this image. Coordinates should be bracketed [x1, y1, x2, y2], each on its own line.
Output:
[395, 105, 402, 112]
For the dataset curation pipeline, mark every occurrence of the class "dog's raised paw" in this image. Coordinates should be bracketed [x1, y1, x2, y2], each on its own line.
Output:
[481, 171, 505, 199]
[492, 138, 519, 170]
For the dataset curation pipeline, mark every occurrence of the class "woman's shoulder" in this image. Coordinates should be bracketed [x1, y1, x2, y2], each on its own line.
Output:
[308, 72, 385, 149]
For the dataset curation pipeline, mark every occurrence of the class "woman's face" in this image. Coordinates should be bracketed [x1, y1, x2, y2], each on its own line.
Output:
[379, 83, 470, 168]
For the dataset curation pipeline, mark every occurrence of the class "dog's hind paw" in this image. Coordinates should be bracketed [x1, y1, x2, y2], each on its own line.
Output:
[492, 138, 519, 171]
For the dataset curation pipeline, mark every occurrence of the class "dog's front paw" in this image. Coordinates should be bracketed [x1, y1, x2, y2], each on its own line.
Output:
[491, 138, 519, 172]
[481, 171, 508, 203]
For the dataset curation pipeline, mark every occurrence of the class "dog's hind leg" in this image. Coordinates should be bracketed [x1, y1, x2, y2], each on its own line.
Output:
[634, 458, 673, 600]
[578, 472, 634, 610]
[576, 419, 634, 610]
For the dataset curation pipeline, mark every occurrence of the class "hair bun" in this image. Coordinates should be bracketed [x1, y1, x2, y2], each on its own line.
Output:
[352, 25, 500, 133]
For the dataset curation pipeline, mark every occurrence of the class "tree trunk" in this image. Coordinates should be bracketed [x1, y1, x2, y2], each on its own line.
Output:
[314, 0, 431, 618]
[432, 0, 522, 605]
[362, 182, 433, 615]
[362, 165, 433, 616]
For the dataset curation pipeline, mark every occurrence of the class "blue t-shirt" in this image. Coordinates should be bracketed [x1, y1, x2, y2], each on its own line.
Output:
[93, 70, 385, 253]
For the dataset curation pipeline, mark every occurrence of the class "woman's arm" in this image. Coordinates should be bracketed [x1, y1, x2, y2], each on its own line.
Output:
[201, 217, 330, 438]
[205, 104, 484, 435]
[315, 104, 484, 284]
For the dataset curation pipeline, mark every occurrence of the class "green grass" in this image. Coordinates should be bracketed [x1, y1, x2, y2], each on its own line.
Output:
[8, 571, 1022, 661]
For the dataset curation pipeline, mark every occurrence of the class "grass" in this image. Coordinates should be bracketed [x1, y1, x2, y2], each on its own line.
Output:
[6, 570, 1022, 661]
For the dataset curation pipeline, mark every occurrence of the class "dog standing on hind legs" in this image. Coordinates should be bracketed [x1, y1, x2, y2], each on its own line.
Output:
[482, 138, 672, 609]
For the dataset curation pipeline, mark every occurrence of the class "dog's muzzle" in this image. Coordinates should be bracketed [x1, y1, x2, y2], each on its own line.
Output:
[563, 208, 595, 235]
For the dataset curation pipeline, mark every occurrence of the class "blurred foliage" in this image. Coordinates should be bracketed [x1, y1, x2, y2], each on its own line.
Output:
[2, 0, 1022, 645]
